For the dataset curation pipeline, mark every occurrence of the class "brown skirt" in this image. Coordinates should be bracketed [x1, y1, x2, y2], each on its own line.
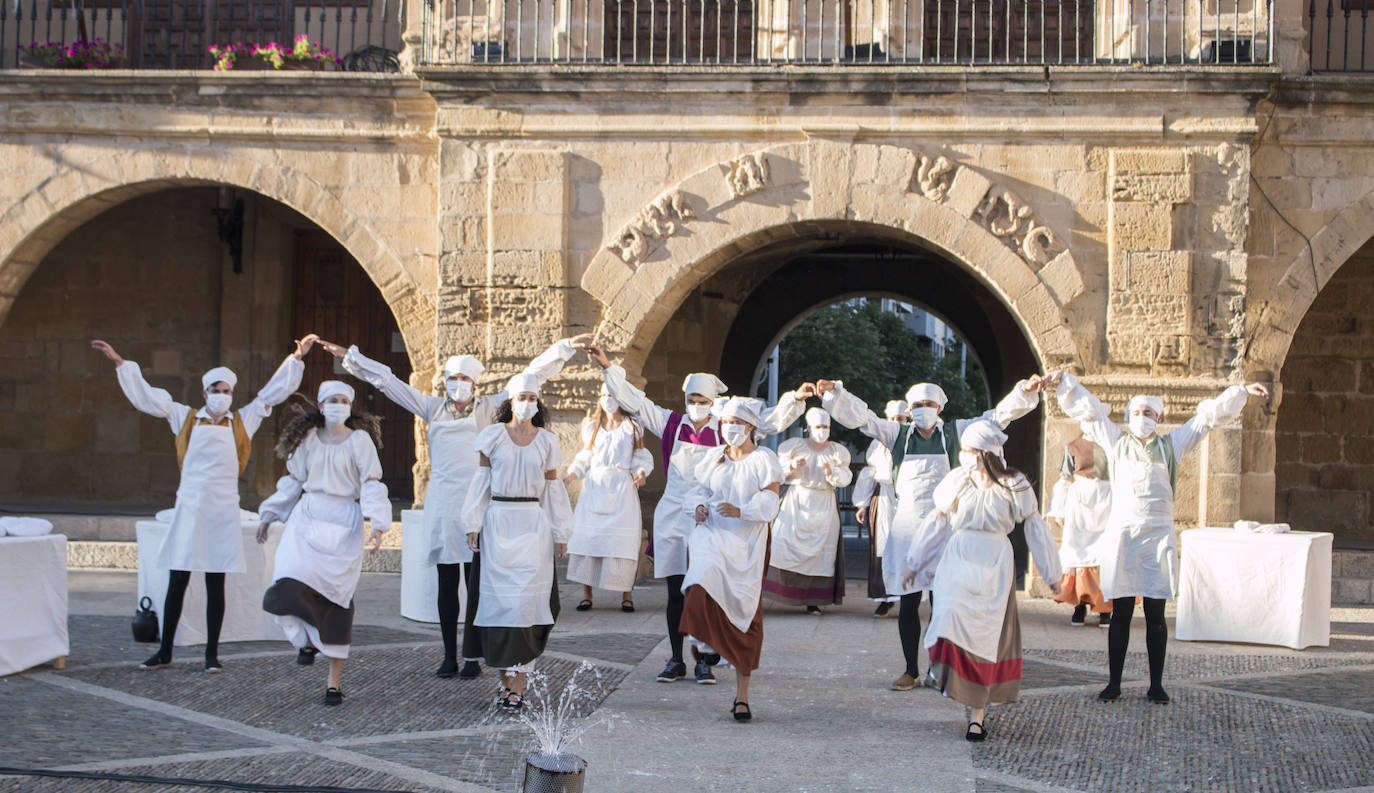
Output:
[925, 586, 1022, 709]
[679, 585, 764, 672]
[262, 578, 354, 646]
[1054, 567, 1110, 613]
[762, 542, 846, 607]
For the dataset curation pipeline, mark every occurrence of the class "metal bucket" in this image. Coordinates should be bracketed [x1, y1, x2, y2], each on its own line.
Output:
[522, 752, 587, 793]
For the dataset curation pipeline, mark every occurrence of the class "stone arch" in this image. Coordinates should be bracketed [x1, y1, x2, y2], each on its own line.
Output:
[580, 139, 1088, 374]
[0, 148, 436, 366]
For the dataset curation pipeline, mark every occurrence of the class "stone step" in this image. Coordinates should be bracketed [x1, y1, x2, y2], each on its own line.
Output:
[1332, 549, 1374, 605]
[65, 541, 403, 574]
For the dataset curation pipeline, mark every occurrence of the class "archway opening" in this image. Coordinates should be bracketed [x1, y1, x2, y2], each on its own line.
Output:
[0, 185, 414, 518]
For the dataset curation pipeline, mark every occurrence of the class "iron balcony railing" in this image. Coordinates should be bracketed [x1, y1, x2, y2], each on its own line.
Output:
[419, 0, 1273, 65]
[2, 0, 404, 69]
[1309, 0, 1373, 71]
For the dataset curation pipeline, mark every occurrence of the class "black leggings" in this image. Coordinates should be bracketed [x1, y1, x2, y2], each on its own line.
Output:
[897, 591, 931, 678]
[437, 561, 480, 663]
[159, 570, 225, 659]
[666, 574, 686, 663]
[1107, 596, 1168, 690]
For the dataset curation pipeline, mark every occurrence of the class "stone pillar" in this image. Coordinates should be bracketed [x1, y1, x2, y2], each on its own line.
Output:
[397, 0, 428, 70]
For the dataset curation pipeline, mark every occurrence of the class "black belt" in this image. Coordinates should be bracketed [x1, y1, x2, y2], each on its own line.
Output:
[492, 496, 539, 503]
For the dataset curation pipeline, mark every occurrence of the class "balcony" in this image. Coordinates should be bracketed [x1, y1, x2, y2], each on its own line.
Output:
[1309, 0, 1374, 71]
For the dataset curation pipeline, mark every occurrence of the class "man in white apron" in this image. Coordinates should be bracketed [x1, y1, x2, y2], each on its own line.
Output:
[818, 374, 1046, 691]
[1052, 371, 1269, 704]
[92, 336, 311, 672]
[854, 399, 909, 617]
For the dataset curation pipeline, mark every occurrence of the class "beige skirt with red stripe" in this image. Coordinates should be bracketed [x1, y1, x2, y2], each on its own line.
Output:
[925, 586, 1022, 709]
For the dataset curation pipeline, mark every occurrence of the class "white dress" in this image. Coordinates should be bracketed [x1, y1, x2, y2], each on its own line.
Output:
[769, 438, 853, 577]
[115, 355, 303, 574]
[566, 418, 654, 591]
[259, 429, 392, 659]
[342, 339, 576, 566]
[1046, 439, 1113, 570]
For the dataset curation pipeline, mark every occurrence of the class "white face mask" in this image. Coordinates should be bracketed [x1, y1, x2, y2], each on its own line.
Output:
[1128, 414, 1158, 439]
[512, 400, 539, 421]
[721, 424, 751, 448]
[322, 403, 351, 427]
[205, 393, 232, 414]
[685, 403, 712, 423]
[446, 379, 473, 403]
[810, 426, 830, 442]
[959, 450, 982, 470]
[911, 407, 939, 430]
[599, 395, 620, 414]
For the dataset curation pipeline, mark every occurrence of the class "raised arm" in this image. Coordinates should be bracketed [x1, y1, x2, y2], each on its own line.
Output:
[975, 376, 1043, 429]
[338, 342, 441, 419]
[1053, 373, 1122, 453]
[600, 364, 674, 437]
[1169, 383, 1266, 460]
[111, 361, 192, 434]
[758, 383, 813, 436]
[238, 340, 311, 437]
[818, 380, 901, 447]
[520, 334, 587, 387]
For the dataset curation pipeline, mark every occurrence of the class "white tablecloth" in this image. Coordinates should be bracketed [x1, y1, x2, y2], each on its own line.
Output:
[400, 509, 467, 624]
[136, 519, 282, 646]
[1176, 527, 1332, 649]
[0, 535, 69, 676]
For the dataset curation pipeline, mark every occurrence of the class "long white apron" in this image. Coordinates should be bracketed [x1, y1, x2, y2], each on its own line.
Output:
[425, 416, 480, 565]
[475, 501, 555, 627]
[1100, 458, 1176, 600]
[1059, 475, 1112, 569]
[159, 423, 246, 574]
[683, 514, 768, 633]
[273, 493, 365, 609]
[652, 439, 715, 578]
[568, 464, 642, 561]
[770, 486, 840, 577]
[883, 451, 951, 597]
[924, 529, 1013, 661]
[873, 483, 897, 556]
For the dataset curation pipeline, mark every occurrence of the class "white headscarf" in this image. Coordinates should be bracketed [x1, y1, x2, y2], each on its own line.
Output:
[717, 396, 764, 427]
[506, 373, 541, 399]
[1127, 395, 1165, 418]
[884, 400, 910, 419]
[682, 372, 728, 399]
[201, 366, 237, 390]
[317, 380, 355, 403]
[960, 419, 1008, 461]
[905, 383, 948, 408]
[443, 354, 485, 381]
[805, 407, 830, 428]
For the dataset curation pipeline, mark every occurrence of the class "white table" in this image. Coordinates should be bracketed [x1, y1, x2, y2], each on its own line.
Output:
[1176, 527, 1332, 649]
[136, 518, 282, 646]
[400, 509, 467, 624]
[0, 534, 69, 676]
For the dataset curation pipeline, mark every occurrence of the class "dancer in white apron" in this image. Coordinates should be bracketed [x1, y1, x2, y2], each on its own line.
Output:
[326, 334, 585, 680]
[565, 384, 653, 612]
[92, 336, 310, 673]
[584, 344, 806, 683]
[1051, 372, 1269, 704]
[1046, 434, 1113, 627]
[764, 408, 853, 614]
[901, 420, 1062, 743]
[853, 399, 909, 617]
[257, 380, 391, 707]
[680, 397, 784, 723]
[462, 373, 574, 712]
[818, 374, 1047, 692]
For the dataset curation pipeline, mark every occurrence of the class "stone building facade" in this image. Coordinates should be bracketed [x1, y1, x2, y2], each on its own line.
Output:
[0, 2, 1371, 555]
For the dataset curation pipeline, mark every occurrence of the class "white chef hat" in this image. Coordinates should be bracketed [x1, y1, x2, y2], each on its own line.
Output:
[1127, 395, 1165, 418]
[443, 354, 485, 380]
[884, 400, 910, 419]
[202, 366, 237, 390]
[717, 396, 764, 427]
[682, 372, 728, 399]
[805, 407, 830, 428]
[317, 380, 355, 403]
[905, 382, 948, 408]
[960, 419, 1008, 458]
[506, 373, 541, 399]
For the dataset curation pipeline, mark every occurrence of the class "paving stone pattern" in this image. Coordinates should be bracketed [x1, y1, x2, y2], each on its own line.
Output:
[359, 728, 533, 792]
[1024, 648, 1374, 681]
[545, 631, 668, 666]
[1208, 667, 1374, 714]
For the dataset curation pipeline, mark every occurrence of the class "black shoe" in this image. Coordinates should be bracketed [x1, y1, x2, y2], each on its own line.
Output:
[324, 687, 343, 706]
[204, 656, 222, 673]
[621, 599, 635, 613]
[965, 721, 988, 742]
[1146, 686, 1171, 704]
[1070, 604, 1088, 626]
[296, 647, 318, 666]
[874, 602, 894, 618]
[436, 658, 459, 678]
[458, 661, 482, 679]
[1098, 685, 1121, 702]
[806, 606, 822, 615]
[1098, 613, 1112, 628]
[575, 599, 593, 611]
[732, 700, 752, 722]
[139, 651, 171, 670]
[694, 659, 716, 684]
[499, 691, 525, 712]
[656, 659, 688, 683]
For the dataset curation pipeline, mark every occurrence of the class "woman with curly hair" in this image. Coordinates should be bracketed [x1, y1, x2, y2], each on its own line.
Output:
[256, 380, 391, 706]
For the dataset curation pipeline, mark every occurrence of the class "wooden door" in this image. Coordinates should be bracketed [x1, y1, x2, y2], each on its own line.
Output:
[604, 0, 754, 61]
[291, 230, 415, 500]
[922, 0, 1091, 62]
[128, 0, 292, 68]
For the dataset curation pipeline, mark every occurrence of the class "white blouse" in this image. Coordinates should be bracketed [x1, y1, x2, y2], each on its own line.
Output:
[259, 429, 391, 529]
[475, 424, 563, 499]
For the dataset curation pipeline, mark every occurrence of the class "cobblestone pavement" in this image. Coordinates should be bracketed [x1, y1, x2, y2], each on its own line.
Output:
[2, 572, 1373, 793]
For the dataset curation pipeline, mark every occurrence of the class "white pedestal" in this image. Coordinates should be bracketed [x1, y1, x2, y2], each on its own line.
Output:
[1176, 527, 1333, 649]
[402, 509, 437, 623]
[0, 535, 69, 676]
[136, 518, 283, 646]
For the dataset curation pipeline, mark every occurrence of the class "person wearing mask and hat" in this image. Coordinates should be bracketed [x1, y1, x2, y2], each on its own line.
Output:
[583, 344, 808, 684]
[256, 381, 389, 706]
[681, 396, 784, 723]
[91, 336, 313, 673]
[325, 333, 589, 680]
[462, 373, 575, 712]
[853, 399, 910, 618]
[563, 384, 654, 613]
[817, 374, 1049, 692]
[1049, 372, 1270, 705]
[764, 407, 853, 615]
[901, 419, 1062, 742]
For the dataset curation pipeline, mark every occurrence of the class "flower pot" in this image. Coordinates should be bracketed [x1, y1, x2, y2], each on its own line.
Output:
[228, 58, 274, 71]
[280, 59, 328, 71]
